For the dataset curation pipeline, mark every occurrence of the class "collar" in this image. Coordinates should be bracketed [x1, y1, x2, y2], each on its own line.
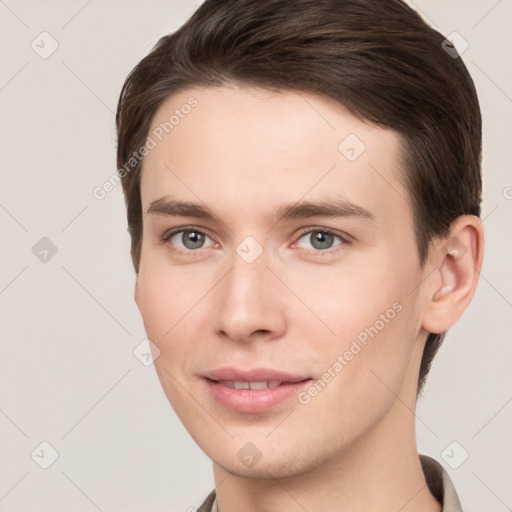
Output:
[199, 454, 463, 512]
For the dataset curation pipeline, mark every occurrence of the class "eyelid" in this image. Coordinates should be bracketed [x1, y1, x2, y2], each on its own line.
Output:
[161, 225, 210, 240]
[291, 226, 351, 254]
[294, 225, 352, 242]
[161, 226, 217, 252]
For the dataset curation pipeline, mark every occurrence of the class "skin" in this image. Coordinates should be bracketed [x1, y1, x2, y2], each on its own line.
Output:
[134, 85, 484, 512]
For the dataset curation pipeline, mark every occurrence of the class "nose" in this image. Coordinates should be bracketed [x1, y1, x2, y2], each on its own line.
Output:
[212, 251, 287, 344]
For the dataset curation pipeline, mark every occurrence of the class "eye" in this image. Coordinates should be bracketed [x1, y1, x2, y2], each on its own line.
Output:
[161, 226, 349, 256]
[162, 228, 215, 252]
[294, 228, 348, 254]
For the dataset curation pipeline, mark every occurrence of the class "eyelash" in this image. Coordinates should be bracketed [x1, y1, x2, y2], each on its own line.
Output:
[294, 226, 350, 255]
[161, 226, 351, 257]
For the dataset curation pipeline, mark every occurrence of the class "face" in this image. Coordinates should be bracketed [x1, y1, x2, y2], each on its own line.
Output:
[135, 85, 430, 477]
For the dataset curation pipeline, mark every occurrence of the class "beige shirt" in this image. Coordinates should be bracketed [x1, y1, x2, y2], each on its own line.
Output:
[197, 455, 463, 512]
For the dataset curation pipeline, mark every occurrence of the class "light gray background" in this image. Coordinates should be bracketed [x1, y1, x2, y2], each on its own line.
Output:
[0, 1, 511, 511]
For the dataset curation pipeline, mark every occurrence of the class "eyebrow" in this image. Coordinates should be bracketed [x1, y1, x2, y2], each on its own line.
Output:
[146, 197, 375, 226]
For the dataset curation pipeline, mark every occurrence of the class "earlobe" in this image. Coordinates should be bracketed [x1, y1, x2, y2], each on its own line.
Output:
[422, 216, 484, 334]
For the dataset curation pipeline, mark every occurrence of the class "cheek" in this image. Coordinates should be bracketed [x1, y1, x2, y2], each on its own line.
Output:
[135, 262, 203, 409]
[292, 258, 419, 393]
[294, 285, 415, 446]
[287, 258, 406, 341]
[136, 259, 196, 352]
[135, 256, 225, 381]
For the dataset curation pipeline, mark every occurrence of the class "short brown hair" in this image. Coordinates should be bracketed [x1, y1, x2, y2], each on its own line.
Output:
[115, 0, 482, 395]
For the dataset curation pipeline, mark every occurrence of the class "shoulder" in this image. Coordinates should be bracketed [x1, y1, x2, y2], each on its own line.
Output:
[197, 489, 216, 512]
[420, 454, 463, 512]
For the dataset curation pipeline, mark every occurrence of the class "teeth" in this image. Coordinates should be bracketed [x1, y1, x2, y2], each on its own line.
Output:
[249, 381, 268, 390]
[217, 380, 284, 389]
[218, 380, 236, 389]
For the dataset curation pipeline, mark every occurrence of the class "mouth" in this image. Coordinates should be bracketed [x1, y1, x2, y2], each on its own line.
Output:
[208, 379, 305, 389]
[202, 368, 313, 413]
[204, 367, 311, 383]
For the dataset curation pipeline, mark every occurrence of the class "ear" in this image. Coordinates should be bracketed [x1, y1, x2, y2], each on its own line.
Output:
[422, 215, 484, 334]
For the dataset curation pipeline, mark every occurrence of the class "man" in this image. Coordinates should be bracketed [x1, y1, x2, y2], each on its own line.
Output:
[115, 1, 484, 510]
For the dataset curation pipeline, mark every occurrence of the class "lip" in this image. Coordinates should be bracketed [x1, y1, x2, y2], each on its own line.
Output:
[203, 367, 312, 413]
[204, 367, 310, 383]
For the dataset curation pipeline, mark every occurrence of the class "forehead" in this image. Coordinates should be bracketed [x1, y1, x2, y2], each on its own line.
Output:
[140, 85, 409, 228]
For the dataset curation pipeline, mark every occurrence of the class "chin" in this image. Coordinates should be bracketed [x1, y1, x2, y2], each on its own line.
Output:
[212, 447, 323, 480]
